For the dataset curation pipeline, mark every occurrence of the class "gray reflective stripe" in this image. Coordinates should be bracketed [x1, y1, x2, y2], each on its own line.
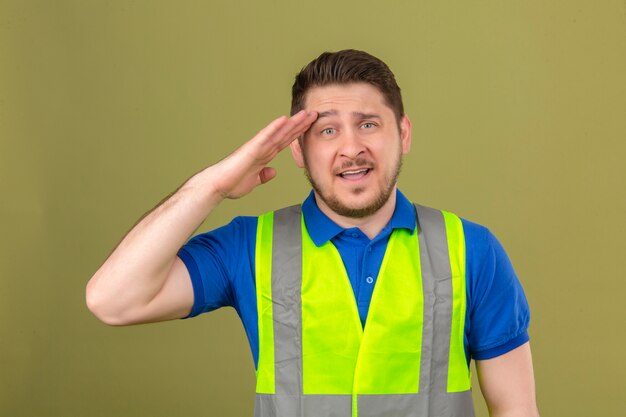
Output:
[256, 392, 474, 417]
[255, 394, 351, 417]
[271, 205, 303, 396]
[359, 392, 474, 417]
[414, 204, 453, 396]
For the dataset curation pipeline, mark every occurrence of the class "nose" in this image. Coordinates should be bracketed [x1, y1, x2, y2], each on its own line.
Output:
[339, 128, 365, 159]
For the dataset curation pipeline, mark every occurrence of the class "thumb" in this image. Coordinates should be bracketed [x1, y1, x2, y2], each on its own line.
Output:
[259, 167, 277, 184]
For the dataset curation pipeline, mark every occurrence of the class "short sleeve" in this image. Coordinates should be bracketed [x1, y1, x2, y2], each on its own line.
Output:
[177, 216, 257, 318]
[463, 219, 531, 360]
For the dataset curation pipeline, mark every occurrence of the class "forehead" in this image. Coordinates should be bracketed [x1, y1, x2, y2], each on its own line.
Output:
[303, 83, 391, 114]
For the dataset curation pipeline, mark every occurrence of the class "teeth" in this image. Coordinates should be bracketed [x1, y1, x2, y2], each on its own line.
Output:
[340, 168, 369, 177]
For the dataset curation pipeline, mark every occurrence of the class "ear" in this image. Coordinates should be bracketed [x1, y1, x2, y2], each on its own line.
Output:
[400, 114, 412, 155]
[290, 137, 306, 168]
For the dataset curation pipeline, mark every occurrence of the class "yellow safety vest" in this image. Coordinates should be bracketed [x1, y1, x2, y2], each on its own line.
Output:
[254, 204, 474, 417]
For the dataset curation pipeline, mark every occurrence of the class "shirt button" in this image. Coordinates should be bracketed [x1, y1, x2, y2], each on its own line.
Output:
[366, 276, 374, 284]
[367, 247, 372, 252]
[351, 232, 359, 238]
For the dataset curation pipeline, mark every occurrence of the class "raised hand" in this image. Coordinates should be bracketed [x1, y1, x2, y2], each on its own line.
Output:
[86, 111, 317, 325]
[210, 110, 318, 199]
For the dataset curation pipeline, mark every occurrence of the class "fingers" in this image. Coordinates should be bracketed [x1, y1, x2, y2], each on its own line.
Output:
[259, 167, 277, 184]
[256, 110, 318, 155]
[276, 110, 318, 144]
[285, 110, 318, 143]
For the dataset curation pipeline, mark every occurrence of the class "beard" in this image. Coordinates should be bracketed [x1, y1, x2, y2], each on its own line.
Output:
[303, 155, 403, 219]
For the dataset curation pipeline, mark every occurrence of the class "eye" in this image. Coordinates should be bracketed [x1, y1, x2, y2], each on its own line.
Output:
[361, 122, 377, 129]
[321, 127, 336, 135]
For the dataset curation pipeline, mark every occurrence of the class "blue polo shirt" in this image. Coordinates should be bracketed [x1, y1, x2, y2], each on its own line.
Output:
[178, 189, 530, 367]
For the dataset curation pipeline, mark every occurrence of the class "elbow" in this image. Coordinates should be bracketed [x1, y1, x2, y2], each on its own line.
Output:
[85, 277, 133, 327]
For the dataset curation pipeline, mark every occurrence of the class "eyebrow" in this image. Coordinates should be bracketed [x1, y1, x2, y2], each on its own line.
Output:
[316, 110, 382, 120]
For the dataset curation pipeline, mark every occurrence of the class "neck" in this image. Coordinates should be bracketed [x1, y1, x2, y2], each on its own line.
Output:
[314, 187, 398, 240]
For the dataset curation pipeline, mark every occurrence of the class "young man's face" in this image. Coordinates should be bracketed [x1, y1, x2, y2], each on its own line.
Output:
[291, 83, 411, 218]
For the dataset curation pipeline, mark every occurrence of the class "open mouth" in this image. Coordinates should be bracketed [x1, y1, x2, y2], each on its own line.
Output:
[338, 168, 371, 180]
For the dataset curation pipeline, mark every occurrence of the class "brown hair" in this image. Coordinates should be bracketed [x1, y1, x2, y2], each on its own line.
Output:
[290, 49, 404, 122]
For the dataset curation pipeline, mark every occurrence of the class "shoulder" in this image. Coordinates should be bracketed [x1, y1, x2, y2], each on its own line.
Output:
[458, 218, 530, 359]
[460, 217, 501, 258]
[407, 202, 530, 358]
[179, 216, 259, 315]
[458, 216, 516, 297]
[181, 216, 260, 264]
[179, 215, 259, 290]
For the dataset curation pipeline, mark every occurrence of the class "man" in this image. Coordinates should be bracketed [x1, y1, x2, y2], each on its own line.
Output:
[87, 50, 539, 417]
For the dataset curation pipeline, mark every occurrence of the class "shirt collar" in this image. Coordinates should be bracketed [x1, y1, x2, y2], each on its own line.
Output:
[301, 188, 416, 247]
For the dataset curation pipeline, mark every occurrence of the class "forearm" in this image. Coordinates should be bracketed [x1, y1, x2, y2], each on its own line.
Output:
[86, 167, 223, 323]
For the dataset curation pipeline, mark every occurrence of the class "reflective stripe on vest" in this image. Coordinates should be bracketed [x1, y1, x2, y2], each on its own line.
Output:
[254, 204, 474, 417]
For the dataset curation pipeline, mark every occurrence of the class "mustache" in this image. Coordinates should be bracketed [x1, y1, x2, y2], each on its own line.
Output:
[334, 158, 374, 174]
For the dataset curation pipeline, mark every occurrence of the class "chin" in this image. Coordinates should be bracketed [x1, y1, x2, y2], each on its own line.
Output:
[325, 192, 391, 219]
[306, 170, 396, 219]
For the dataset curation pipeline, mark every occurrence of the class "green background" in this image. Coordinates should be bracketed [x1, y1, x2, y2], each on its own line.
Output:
[2, 1, 625, 415]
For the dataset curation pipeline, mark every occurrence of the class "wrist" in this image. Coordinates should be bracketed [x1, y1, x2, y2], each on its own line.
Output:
[182, 166, 227, 209]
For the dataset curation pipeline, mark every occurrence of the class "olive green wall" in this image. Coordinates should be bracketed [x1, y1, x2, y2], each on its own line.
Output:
[2, 1, 625, 416]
